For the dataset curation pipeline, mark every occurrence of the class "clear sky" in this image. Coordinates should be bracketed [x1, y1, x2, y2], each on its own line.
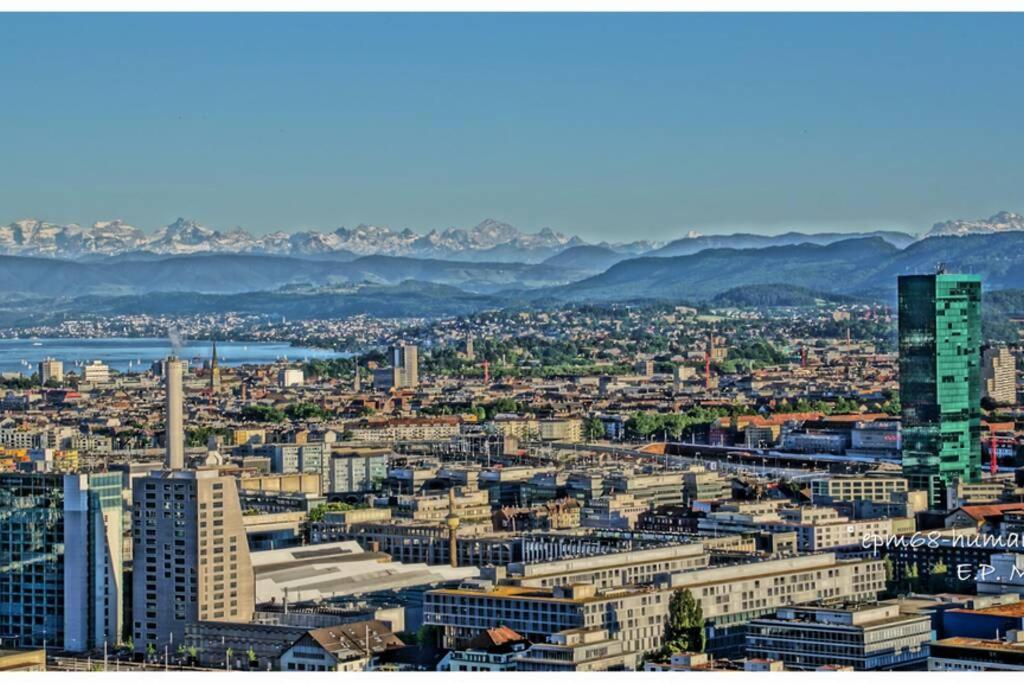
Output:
[1, 13, 1021, 242]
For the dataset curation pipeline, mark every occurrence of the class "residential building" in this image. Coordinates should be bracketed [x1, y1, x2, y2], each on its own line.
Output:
[329, 449, 388, 495]
[424, 553, 885, 663]
[279, 620, 405, 671]
[38, 358, 63, 385]
[810, 475, 909, 505]
[930, 630, 1024, 671]
[82, 360, 111, 384]
[437, 626, 530, 672]
[982, 345, 1016, 406]
[373, 343, 419, 390]
[278, 367, 304, 387]
[131, 468, 255, 653]
[746, 602, 932, 670]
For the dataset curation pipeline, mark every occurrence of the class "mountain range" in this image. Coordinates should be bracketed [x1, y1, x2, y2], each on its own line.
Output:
[1, 211, 1024, 326]
[4, 211, 1020, 263]
[0, 217, 610, 263]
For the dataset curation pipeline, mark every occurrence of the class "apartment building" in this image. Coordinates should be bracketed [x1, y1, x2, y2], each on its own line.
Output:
[131, 468, 255, 653]
[328, 449, 388, 495]
[537, 418, 583, 443]
[424, 553, 885, 664]
[930, 630, 1024, 671]
[346, 417, 460, 443]
[982, 345, 1017, 406]
[604, 471, 685, 508]
[746, 602, 931, 670]
[810, 475, 909, 505]
[506, 542, 709, 590]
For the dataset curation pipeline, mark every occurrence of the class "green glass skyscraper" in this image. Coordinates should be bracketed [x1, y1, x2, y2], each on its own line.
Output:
[899, 272, 982, 507]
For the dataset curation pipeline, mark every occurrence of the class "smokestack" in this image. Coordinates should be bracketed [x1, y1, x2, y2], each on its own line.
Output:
[165, 356, 185, 469]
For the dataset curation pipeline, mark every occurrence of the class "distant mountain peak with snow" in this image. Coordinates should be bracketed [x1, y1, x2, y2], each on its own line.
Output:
[924, 211, 1024, 238]
[0, 216, 587, 262]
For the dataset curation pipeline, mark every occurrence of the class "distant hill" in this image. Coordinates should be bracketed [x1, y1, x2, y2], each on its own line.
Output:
[541, 232, 1024, 303]
[0, 252, 590, 296]
[646, 230, 916, 258]
[545, 237, 900, 302]
[541, 245, 629, 272]
[710, 284, 863, 307]
[0, 282, 504, 326]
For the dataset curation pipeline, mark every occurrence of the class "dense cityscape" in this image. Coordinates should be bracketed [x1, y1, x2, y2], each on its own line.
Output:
[1, 268, 1023, 672]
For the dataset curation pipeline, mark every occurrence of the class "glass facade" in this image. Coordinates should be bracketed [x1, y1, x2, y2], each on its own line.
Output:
[898, 273, 982, 506]
[0, 473, 65, 648]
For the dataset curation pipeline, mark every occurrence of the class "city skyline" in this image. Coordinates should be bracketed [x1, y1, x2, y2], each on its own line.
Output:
[1, 13, 1023, 241]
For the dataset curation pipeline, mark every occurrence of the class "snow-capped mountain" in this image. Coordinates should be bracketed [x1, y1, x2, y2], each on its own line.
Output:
[0, 216, 584, 262]
[0, 218, 146, 257]
[923, 211, 1024, 238]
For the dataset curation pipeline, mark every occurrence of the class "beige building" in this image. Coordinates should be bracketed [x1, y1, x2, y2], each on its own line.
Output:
[38, 358, 63, 385]
[538, 417, 583, 443]
[425, 553, 885, 665]
[346, 417, 460, 443]
[131, 468, 255, 653]
[82, 360, 111, 384]
[983, 345, 1017, 406]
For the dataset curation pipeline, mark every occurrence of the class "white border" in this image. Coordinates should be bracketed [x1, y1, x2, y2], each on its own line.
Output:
[3, 2, 1024, 12]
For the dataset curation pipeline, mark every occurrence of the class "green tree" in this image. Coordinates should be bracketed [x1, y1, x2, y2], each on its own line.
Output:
[905, 562, 921, 593]
[285, 402, 330, 420]
[241, 404, 286, 423]
[661, 588, 706, 655]
[928, 561, 949, 593]
[583, 417, 605, 441]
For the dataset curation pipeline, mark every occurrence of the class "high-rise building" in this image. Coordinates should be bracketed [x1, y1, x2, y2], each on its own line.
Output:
[278, 367, 304, 387]
[464, 335, 475, 361]
[982, 344, 1016, 406]
[374, 343, 419, 390]
[165, 356, 185, 470]
[899, 272, 982, 506]
[131, 469, 255, 653]
[0, 471, 123, 651]
[82, 360, 111, 384]
[38, 358, 63, 385]
[393, 343, 419, 388]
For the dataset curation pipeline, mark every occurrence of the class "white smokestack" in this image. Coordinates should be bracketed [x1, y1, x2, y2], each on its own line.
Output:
[165, 356, 185, 469]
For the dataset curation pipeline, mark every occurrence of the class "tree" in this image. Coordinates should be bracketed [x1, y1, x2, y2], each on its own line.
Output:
[904, 562, 921, 593]
[583, 417, 605, 441]
[247, 647, 257, 669]
[661, 588, 706, 655]
[416, 624, 439, 648]
[145, 642, 157, 662]
[928, 561, 950, 593]
[241, 404, 286, 423]
[882, 557, 895, 588]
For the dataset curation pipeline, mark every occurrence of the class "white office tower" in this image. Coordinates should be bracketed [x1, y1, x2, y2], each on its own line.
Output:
[165, 356, 185, 469]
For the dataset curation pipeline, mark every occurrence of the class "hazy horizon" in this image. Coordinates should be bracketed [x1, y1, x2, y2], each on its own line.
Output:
[2, 13, 1022, 242]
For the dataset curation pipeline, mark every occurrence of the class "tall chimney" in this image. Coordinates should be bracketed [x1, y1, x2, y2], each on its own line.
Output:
[165, 356, 185, 469]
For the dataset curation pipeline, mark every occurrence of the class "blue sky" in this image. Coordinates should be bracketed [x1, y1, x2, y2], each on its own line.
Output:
[1, 13, 1021, 241]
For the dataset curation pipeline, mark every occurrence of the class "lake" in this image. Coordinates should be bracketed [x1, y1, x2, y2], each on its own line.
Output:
[0, 337, 342, 375]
